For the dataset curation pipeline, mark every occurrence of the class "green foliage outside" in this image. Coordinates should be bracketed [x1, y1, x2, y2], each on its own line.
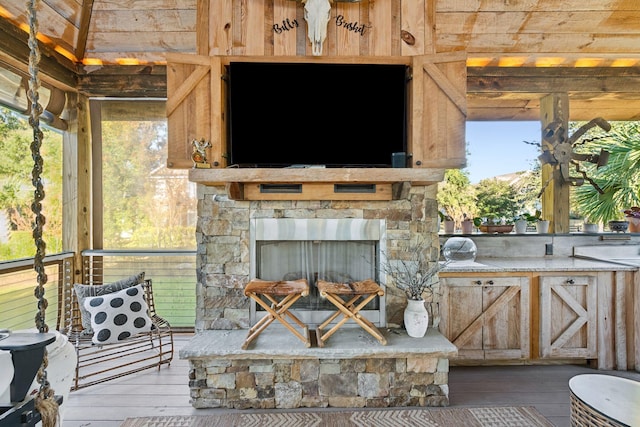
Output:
[0, 106, 62, 260]
[438, 165, 541, 228]
[440, 121, 639, 228]
[572, 121, 640, 223]
[101, 117, 196, 249]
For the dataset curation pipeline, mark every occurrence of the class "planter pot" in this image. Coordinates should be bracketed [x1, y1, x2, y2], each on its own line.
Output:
[444, 220, 455, 234]
[628, 217, 640, 233]
[479, 224, 514, 234]
[609, 220, 629, 232]
[404, 299, 429, 338]
[536, 220, 550, 234]
[583, 223, 599, 233]
[461, 220, 473, 234]
[514, 219, 528, 234]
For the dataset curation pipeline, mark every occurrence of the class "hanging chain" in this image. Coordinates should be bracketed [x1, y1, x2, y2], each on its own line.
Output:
[27, 0, 48, 333]
[27, 3, 59, 422]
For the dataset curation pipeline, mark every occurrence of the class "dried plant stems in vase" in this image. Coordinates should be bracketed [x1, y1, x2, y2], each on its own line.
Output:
[380, 236, 448, 337]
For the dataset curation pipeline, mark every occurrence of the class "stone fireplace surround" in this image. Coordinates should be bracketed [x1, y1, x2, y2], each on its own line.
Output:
[180, 184, 457, 409]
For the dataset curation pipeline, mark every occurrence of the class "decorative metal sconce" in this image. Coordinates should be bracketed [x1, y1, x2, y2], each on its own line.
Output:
[538, 117, 611, 195]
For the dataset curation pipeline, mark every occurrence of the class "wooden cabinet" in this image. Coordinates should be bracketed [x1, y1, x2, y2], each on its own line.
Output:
[165, 53, 467, 174]
[539, 274, 597, 360]
[440, 275, 530, 361]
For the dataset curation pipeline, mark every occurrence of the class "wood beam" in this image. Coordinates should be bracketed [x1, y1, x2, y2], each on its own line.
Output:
[540, 93, 571, 234]
[0, 19, 77, 91]
[468, 66, 640, 93]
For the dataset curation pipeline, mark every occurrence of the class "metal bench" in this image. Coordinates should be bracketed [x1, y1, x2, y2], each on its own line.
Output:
[60, 278, 174, 390]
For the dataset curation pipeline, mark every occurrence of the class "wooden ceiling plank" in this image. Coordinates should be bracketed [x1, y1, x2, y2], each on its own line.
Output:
[75, 0, 95, 61]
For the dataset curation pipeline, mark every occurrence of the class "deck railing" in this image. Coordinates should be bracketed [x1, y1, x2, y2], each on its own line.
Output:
[0, 252, 73, 331]
[81, 250, 197, 330]
[0, 250, 197, 332]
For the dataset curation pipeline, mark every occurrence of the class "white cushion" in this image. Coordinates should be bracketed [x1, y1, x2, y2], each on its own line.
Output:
[84, 284, 152, 345]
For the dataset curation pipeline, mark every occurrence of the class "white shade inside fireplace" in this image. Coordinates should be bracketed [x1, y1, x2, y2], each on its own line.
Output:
[250, 218, 387, 327]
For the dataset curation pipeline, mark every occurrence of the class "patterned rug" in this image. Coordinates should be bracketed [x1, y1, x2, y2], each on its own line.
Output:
[120, 406, 554, 427]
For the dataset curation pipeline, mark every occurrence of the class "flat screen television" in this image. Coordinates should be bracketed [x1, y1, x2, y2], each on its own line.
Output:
[226, 62, 408, 168]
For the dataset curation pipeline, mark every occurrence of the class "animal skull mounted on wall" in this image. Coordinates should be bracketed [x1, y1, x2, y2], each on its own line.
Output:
[297, 0, 362, 56]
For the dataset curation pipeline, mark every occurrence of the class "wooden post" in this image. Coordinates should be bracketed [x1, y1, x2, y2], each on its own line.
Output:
[539, 93, 570, 234]
[62, 93, 92, 284]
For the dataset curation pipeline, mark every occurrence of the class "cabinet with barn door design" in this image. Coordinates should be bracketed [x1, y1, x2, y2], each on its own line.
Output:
[538, 273, 597, 360]
[439, 274, 530, 361]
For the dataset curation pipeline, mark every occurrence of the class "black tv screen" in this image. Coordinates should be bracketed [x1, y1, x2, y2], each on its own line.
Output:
[227, 62, 408, 168]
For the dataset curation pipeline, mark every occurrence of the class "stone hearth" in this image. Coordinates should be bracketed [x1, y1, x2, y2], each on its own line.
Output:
[182, 183, 456, 409]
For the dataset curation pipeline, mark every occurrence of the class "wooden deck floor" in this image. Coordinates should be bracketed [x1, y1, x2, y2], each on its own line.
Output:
[62, 333, 640, 427]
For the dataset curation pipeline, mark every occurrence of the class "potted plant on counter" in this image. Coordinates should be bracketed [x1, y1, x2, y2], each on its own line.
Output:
[624, 207, 640, 232]
[439, 211, 455, 234]
[473, 216, 514, 234]
[522, 210, 549, 234]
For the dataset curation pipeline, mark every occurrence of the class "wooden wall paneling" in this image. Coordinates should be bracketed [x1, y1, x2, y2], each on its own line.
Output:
[334, 2, 361, 56]
[596, 271, 615, 369]
[614, 271, 627, 370]
[367, 0, 393, 57]
[401, 0, 427, 56]
[196, 0, 209, 55]
[208, 0, 233, 55]
[271, 0, 298, 56]
[233, 0, 266, 56]
[166, 53, 213, 169]
[411, 52, 467, 169]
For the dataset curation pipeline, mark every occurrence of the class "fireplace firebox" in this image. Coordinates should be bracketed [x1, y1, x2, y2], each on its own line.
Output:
[250, 218, 387, 327]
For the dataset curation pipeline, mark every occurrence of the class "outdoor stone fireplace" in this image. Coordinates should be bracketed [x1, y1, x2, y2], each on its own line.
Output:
[181, 183, 457, 409]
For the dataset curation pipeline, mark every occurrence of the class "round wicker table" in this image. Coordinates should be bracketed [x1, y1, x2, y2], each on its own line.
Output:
[569, 374, 640, 427]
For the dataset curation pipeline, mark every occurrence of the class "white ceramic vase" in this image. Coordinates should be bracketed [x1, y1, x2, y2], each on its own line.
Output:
[404, 299, 429, 338]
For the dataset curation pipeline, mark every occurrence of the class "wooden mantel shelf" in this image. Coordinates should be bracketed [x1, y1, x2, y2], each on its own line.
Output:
[189, 168, 446, 186]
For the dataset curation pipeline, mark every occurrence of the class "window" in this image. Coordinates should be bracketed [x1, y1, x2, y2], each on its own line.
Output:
[95, 100, 196, 249]
[0, 105, 63, 260]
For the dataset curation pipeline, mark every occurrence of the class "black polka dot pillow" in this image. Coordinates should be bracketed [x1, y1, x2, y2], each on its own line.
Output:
[84, 284, 153, 345]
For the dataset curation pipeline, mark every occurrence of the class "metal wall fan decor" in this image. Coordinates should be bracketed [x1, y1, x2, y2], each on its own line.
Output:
[538, 117, 612, 196]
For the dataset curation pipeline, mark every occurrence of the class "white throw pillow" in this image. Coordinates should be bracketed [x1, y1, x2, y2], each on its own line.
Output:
[84, 284, 152, 345]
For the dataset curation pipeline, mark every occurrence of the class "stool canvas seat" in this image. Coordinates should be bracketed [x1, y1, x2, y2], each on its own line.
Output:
[316, 279, 387, 347]
[242, 278, 311, 349]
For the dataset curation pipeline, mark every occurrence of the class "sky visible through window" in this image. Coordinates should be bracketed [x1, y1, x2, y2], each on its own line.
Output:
[465, 121, 542, 184]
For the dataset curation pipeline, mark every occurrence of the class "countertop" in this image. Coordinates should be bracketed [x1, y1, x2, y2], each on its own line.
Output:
[440, 257, 638, 273]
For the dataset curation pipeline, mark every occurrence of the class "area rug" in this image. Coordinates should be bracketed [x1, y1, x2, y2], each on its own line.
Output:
[120, 406, 554, 427]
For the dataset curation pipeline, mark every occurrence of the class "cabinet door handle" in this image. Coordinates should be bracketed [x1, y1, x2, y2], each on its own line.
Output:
[474, 280, 482, 285]
[567, 279, 575, 284]
[486, 280, 494, 285]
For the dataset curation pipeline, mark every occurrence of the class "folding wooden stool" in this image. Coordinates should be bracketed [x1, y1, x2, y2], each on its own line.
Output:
[316, 279, 387, 347]
[242, 278, 311, 349]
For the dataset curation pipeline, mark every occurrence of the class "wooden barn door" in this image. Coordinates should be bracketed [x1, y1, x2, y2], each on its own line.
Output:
[166, 53, 224, 169]
[410, 52, 467, 170]
[441, 276, 530, 361]
[539, 275, 597, 359]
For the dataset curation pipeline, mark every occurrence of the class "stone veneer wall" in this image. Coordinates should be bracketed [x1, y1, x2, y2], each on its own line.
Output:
[189, 354, 450, 409]
[195, 184, 441, 331]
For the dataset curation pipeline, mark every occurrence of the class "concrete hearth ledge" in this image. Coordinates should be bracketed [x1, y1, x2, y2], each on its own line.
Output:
[179, 327, 457, 360]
